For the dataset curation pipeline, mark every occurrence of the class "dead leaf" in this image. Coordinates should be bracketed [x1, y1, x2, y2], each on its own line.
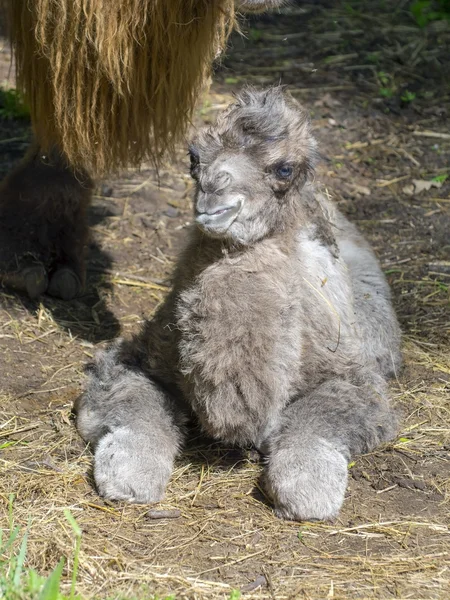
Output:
[403, 179, 443, 195]
[348, 183, 371, 196]
[314, 93, 341, 108]
[402, 184, 415, 196]
[414, 179, 442, 192]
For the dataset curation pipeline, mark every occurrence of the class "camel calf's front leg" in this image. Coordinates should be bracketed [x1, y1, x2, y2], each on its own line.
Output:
[75, 344, 187, 503]
[263, 370, 398, 521]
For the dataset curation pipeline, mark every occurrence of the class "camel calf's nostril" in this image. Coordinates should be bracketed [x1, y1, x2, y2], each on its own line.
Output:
[197, 171, 233, 199]
[215, 171, 232, 193]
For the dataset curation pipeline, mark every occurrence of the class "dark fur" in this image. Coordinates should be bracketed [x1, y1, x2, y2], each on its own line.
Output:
[0, 146, 92, 298]
[76, 88, 401, 520]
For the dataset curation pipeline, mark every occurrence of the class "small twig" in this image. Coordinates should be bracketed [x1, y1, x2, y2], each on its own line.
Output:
[112, 278, 170, 291]
[291, 85, 354, 93]
[23, 329, 58, 345]
[146, 509, 182, 520]
[376, 175, 410, 188]
[16, 385, 70, 398]
[412, 130, 450, 140]
[0, 424, 39, 438]
[0, 136, 29, 145]
[87, 267, 168, 286]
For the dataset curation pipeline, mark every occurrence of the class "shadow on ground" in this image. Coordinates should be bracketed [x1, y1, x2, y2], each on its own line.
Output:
[0, 130, 121, 343]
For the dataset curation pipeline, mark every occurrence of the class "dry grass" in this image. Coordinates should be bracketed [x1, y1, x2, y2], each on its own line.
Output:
[1, 347, 449, 599]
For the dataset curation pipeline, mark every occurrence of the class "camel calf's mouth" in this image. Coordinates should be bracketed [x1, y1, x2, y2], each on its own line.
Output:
[195, 199, 243, 235]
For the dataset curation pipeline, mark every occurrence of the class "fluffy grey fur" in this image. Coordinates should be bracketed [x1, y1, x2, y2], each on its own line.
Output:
[75, 346, 187, 503]
[76, 87, 401, 520]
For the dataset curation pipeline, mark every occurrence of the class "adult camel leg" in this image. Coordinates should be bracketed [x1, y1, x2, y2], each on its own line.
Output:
[0, 145, 92, 299]
[0, 0, 285, 302]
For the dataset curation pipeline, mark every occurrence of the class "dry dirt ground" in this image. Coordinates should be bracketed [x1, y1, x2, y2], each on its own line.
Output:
[0, 2, 449, 599]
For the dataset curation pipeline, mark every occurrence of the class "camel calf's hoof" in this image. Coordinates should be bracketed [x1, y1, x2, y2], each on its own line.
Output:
[48, 268, 82, 300]
[263, 438, 348, 522]
[94, 428, 173, 504]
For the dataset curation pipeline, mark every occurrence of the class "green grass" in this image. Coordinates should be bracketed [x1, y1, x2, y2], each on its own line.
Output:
[1, 496, 242, 600]
[410, 0, 450, 27]
[0, 496, 80, 600]
[0, 88, 30, 120]
[401, 90, 417, 103]
[432, 173, 448, 183]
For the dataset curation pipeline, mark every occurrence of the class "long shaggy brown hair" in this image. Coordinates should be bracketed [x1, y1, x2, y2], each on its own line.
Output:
[6, 0, 235, 175]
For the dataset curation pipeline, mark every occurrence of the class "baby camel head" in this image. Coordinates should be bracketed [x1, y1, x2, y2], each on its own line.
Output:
[189, 87, 317, 245]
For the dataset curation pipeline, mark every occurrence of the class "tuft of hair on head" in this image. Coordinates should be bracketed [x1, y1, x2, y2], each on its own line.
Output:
[235, 86, 312, 135]
[206, 86, 318, 176]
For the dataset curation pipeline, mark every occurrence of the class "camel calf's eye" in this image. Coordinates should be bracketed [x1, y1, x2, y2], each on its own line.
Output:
[275, 164, 293, 179]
